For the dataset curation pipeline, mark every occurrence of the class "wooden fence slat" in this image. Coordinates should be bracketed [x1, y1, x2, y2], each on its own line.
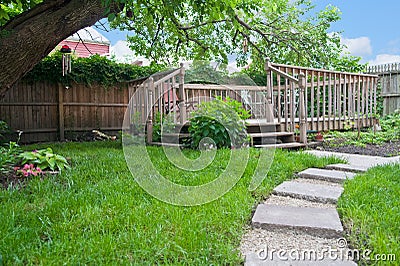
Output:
[58, 85, 65, 141]
[343, 74, 347, 129]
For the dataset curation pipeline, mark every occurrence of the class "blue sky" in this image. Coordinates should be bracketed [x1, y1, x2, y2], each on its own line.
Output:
[99, 0, 400, 66]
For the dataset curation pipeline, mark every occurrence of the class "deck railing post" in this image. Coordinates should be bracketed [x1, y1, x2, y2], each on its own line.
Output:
[146, 77, 154, 144]
[264, 59, 275, 122]
[299, 73, 307, 144]
[178, 63, 187, 124]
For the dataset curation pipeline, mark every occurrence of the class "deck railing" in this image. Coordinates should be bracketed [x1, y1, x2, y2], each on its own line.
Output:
[265, 61, 379, 135]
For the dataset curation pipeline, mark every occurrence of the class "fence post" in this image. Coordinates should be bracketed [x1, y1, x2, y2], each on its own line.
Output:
[58, 84, 65, 141]
[178, 63, 187, 124]
[298, 73, 307, 144]
[146, 77, 154, 144]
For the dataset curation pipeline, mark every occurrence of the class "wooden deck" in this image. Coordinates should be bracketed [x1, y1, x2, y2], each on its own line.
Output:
[127, 61, 379, 147]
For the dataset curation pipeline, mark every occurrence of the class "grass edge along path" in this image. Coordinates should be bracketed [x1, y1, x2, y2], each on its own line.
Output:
[0, 141, 341, 265]
[338, 164, 400, 265]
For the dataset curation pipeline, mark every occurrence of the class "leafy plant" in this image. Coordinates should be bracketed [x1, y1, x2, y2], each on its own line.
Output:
[18, 148, 70, 172]
[380, 110, 400, 131]
[189, 98, 248, 149]
[323, 111, 400, 148]
[152, 112, 175, 142]
[0, 141, 21, 174]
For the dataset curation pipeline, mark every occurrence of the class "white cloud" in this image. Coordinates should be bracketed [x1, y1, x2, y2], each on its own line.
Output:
[109, 40, 150, 66]
[368, 54, 400, 66]
[340, 36, 372, 57]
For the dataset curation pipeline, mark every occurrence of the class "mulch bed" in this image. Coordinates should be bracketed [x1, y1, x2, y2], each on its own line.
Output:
[1, 170, 57, 189]
[314, 139, 400, 157]
[0, 171, 27, 189]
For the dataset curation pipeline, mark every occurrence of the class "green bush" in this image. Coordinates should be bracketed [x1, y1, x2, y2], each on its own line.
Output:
[380, 110, 400, 131]
[189, 98, 248, 149]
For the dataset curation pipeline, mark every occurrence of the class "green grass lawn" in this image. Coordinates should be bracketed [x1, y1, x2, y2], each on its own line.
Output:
[338, 164, 400, 265]
[0, 141, 340, 265]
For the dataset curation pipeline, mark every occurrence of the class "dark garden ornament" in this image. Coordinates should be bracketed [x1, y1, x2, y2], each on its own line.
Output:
[60, 45, 72, 76]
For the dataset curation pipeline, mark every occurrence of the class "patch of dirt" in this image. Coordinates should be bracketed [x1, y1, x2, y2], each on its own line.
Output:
[314, 139, 400, 157]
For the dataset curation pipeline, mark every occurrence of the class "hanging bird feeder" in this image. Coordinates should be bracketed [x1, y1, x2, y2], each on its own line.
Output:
[60, 45, 72, 76]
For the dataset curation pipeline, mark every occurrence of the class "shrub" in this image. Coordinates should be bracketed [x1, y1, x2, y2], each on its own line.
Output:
[189, 98, 249, 149]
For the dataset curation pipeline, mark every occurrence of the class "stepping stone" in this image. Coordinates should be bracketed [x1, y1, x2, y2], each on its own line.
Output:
[297, 168, 356, 183]
[325, 163, 368, 173]
[252, 204, 343, 238]
[245, 252, 357, 266]
[273, 181, 344, 204]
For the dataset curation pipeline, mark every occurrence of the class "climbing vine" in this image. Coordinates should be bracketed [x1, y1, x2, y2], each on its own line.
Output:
[23, 53, 165, 88]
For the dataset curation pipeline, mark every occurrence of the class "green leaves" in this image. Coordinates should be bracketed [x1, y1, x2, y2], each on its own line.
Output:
[115, 0, 363, 72]
[24, 53, 165, 87]
[188, 97, 249, 149]
[0, 141, 21, 174]
[0, 0, 42, 26]
[18, 148, 70, 172]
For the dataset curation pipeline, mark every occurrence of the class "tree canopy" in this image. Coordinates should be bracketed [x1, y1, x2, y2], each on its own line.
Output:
[0, 0, 363, 98]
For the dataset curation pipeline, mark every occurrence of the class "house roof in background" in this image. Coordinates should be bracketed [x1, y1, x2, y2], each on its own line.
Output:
[66, 27, 111, 45]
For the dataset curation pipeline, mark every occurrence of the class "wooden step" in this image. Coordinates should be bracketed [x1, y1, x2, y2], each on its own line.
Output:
[249, 132, 295, 145]
[248, 132, 293, 138]
[254, 142, 306, 149]
[245, 120, 280, 134]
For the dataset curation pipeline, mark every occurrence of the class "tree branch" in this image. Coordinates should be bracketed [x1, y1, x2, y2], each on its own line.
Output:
[0, 0, 114, 98]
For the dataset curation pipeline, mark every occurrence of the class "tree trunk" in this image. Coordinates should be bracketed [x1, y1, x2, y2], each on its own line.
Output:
[0, 0, 118, 99]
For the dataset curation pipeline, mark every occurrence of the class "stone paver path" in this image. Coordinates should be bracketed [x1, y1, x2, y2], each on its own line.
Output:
[241, 151, 400, 265]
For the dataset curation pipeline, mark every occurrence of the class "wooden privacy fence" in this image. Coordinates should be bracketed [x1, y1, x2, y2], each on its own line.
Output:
[367, 63, 400, 115]
[0, 81, 133, 143]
